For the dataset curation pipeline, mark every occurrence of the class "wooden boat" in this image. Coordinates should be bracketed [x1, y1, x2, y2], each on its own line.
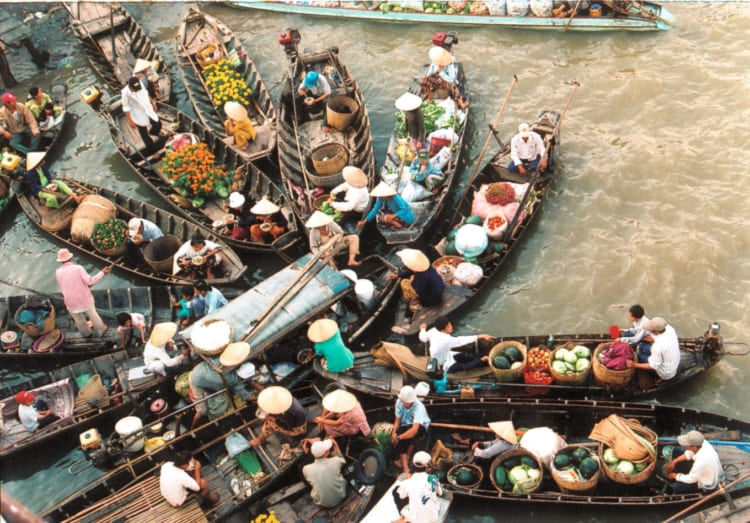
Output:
[315, 328, 748, 401]
[175, 7, 277, 162]
[228, 0, 674, 32]
[63, 2, 172, 103]
[391, 109, 562, 336]
[276, 28, 376, 226]
[363, 397, 750, 508]
[16, 177, 247, 285]
[0, 169, 16, 221]
[42, 386, 324, 522]
[0, 286, 172, 366]
[376, 34, 469, 245]
[90, 96, 304, 257]
[664, 474, 750, 522]
[360, 474, 452, 523]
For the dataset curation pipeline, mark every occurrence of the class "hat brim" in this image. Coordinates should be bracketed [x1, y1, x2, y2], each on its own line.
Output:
[149, 322, 178, 346]
[219, 342, 251, 367]
[429, 46, 452, 67]
[322, 389, 358, 413]
[370, 183, 397, 198]
[56, 250, 73, 262]
[342, 167, 368, 188]
[224, 102, 248, 121]
[305, 210, 334, 229]
[488, 421, 517, 445]
[307, 318, 338, 343]
[395, 92, 423, 112]
[397, 249, 430, 273]
[250, 199, 280, 215]
[257, 386, 293, 414]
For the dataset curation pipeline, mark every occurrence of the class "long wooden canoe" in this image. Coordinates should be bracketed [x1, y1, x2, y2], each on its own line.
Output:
[376, 36, 469, 245]
[391, 109, 561, 336]
[175, 7, 277, 162]
[229, 1, 674, 32]
[315, 329, 746, 401]
[91, 97, 304, 257]
[364, 397, 750, 508]
[16, 178, 247, 285]
[276, 29, 376, 227]
[63, 2, 172, 103]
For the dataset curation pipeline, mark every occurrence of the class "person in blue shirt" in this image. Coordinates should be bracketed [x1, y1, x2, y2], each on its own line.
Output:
[409, 148, 445, 192]
[173, 284, 203, 326]
[126, 217, 164, 266]
[193, 280, 228, 315]
[391, 248, 445, 311]
[358, 181, 415, 230]
[296, 70, 332, 131]
[391, 385, 431, 477]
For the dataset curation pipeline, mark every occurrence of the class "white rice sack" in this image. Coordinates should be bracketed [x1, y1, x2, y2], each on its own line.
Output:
[519, 427, 567, 469]
[398, 178, 432, 202]
[484, 0, 507, 15]
[529, 0, 553, 16]
[431, 146, 452, 170]
[190, 320, 232, 354]
[453, 262, 483, 287]
[507, 182, 530, 202]
[506, 0, 529, 16]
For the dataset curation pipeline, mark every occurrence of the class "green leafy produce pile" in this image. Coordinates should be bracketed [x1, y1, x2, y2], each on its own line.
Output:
[91, 218, 128, 251]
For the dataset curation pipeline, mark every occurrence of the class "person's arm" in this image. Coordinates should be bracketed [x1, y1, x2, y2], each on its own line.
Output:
[390, 414, 402, 444]
[361, 198, 382, 224]
[23, 106, 39, 135]
[136, 324, 147, 343]
[77, 265, 107, 287]
[418, 325, 430, 343]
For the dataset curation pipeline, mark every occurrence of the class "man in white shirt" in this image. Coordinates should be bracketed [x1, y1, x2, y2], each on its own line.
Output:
[329, 166, 370, 233]
[507, 122, 547, 175]
[121, 75, 163, 154]
[616, 304, 652, 362]
[143, 322, 188, 376]
[419, 317, 494, 373]
[666, 430, 723, 494]
[627, 316, 680, 381]
[160, 452, 218, 507]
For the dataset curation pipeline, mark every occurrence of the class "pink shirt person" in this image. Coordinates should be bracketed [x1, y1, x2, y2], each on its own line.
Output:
[54, 249, 110, 337]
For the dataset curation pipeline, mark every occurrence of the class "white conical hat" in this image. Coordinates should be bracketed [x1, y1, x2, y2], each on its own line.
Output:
[250, 198, 280, 215]
[219, 342, 251, 367]
[429, 46, 452, 67]
[370, 181, 397, 198]
[342, 166, 368, 188]
[305, 210, 333, 229]
[26, 152, 46, 171]
[257, 386, 293, 414]
[395, 92, 423, 112]
[488, 421, 517, 444]
[133, 58, 158, 74]
[322, 389, 357, 413]
[396, 249, 430, 272]
[224, 101, 248, 122]
[149, 322, 177, 346]
[307, 318, 339, 343]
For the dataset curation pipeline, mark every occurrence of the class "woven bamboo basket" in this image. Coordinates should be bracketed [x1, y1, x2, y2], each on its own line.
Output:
[144, 235, 181, 273]
[313, 194, 330, 211]
[311, 143, 348, 177]
[490, 448, 543, 494]
[93, 241, 127, 257]
[599, 443, 656, 485]
[550, 445, 601, 495]
[326, 95, 359, 132]
[196, 43, 222, 68]
[549, 342, 592, 385]
[489, 341, 527, 383]
[447, 463, 483, 490]
[14, 302, 56, 338]
[71, 195, 116, 244]
[592, 342, 636, 391]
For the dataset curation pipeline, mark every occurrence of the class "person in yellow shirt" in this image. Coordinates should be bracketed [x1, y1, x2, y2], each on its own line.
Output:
[223, 102, 255, 151]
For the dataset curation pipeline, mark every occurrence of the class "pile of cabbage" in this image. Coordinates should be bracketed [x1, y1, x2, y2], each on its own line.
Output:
[493, 453, 542, 493]
[551, 345, 591, 377]
[601, 447, 651, 475]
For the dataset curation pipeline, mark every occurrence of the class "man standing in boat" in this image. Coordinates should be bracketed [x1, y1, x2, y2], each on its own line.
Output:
[391, 385, 431, 478]
[508, 122, 547, 175]
[296, 70, 332, 132]
[55, 248, 111, 338]
[121, 76, 164, 155]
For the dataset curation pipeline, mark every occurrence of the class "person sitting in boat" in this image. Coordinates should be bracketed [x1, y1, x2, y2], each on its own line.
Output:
[307, 318, 354, 373]
[409, 148, 445, 193]
[302, 438, 348, 508]
[306, 210, 361, 268]
[1, 92, 40, 155]
[132, 58, 161, 100]
[391, 249, 444, 311]
[329, 166, 370, 233]
[419, 317, 495, 373]
[23, 152, 82, 209]
[615, 304, 653, 363]
[665, 430, 723, 494]
[223, 101, 256, 152]
[296, 70, 332, 132]
[16, 390, 59, 433]
[313, 388, 371, 442]
[143, 322, 189, 377]
[396, 92, 426, 150]
[626, 316, 680, 383]
[222, 191, 255, 241]
[188, 343, 259, 428]
[249, 386, 307, 447]
[553, 0, 576, 17]
[125, 217, 163, 266]
[160, 451, 219, 508]
[116, 311, 148, 347]
[174, 232, 223, 280]
[193, 280, 227, 315]
[451, 421, 518, 463]
[122, 76, 164, 156]
[358, 182, 416, 230]
[393, 450, 444, 523]
[419, 46, 469, 110]
[249, 198, 286, 244]
[25, 86, 59, 120]
[508, 122, 547, 175]
[391, 385, 431, 478]
[37, 102, 57, 132]
[172, 284, 204, 326]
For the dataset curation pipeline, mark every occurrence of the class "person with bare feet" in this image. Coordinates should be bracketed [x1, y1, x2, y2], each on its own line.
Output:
[249, 386, 307, 447]
[328, 166, 370, 234]
[358, 182, 415, 231]
[24, 152, 82, 211]
[392, 451, 443, 523]
[160, 451, 219, 508]
[306, 210, 362, 267]
[451, 421, 518, 462]
[391, 386, 431, 478]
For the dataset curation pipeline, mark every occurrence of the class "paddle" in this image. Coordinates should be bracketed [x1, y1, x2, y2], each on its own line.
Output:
[659, 437, 750, 453]
[448, 74, 518, 227]
[284, 57, 315, 217]
[663, 472, 750, 523]
[503, 80, 579, 244]
[563, 0, 582, 32]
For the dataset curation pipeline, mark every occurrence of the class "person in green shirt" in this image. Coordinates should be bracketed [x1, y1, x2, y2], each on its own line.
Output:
[23, 152, 81, 209]
[26, 86, 61, 120]
[307, 318, 354, 373]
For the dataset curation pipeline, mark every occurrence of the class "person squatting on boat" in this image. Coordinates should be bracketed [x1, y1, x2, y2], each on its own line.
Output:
[121, 76, 164, 155]
[249, 198, 287, 244]
[302, 438, 348, 508]
[359, 181, 415, 230]
[0, 91, 40, 155]
[143, 321, 189, 376]
[615, 303, 653, 363]
[393, 450, 444, 523]
[419, 46, 469, 110]
[419, 316, 495, 373]
[55, 248, 111, 337]
[116, 311, 148, 347]
[296, 70, 332, 132]
[193, 279, 228, 315]
[223, 101, 256, 151]
[392, 248, 444, 311]
[313, 388, 371, 443]
[391, 385, 432, 478]
[174, 232, 223, 280]
[328, 166, 370, 233]
[409, 148, 445, 192]
[250, 386, 307, 447]
[222, 191, 254, 241]
[307, 318, 355, 373]
[306, 210, 361, 268]
[125, 217, 163, 266]
[664, 430, 723, 494]
[24, 152, 82, 210]
[508, 122, 547, 175]
[626, 316, 680, 382]
[160, 451, 219, 507]
[16, 390, 59, 433]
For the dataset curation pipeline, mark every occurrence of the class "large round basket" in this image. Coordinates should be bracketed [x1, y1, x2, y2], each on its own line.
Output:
[310, 143, 348, 178]
[326, 95, 359, 132]
[447, 463, 483, 490]
[144, 235, 181, 274]
[313, 194, 331, 211]
[490, 448, 543, 494]
[14, 302, 56, 338]
[592, 342, 636, 391]
[549, 342, 592, 385]
[550, 445, 601, 495]
[71, 195, 116, 245]
[599, 443, 656, 485]
[489, 341, 527, 383]
[94, 242, 127, 257]
[190, 318, 233, 356]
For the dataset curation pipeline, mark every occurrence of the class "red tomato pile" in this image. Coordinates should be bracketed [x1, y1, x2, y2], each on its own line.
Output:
[524, 347, 553, 385]
[487, 215, 506, 230]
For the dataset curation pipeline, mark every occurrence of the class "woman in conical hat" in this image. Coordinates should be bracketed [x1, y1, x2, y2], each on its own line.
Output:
[249, 198, 286, 244]
[357, 182, 415, 230]
[144, 322, 188, 377]
[313, 389, 371, 442]
[305, 209, 361, 267]
[328, 166, 370, 233]
[395, 92, 426, 149]
[451, 420, 518, 462]
[393, 248, 444, 310]
[250, 386, 307, 447]
[223, 101, 256, 151]
[420, 45, 469, 109]
[23, 151, 81, 209]
[307, 318, 354, 373]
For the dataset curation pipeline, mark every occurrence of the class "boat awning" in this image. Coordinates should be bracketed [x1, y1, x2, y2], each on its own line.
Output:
[180, 254, 351, 359]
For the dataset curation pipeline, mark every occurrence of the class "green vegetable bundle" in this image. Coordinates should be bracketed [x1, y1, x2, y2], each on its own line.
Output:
[91, 218, 128, 251]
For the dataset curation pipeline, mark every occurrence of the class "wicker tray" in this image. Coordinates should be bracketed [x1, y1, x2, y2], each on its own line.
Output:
[490, 448, 543, 494]
[190, 318, 233, 356]
[489, 341, 527, 383]
[550, 445, 601, 495]
[592, 342, 636, 391]
[549, 342, 592, 385]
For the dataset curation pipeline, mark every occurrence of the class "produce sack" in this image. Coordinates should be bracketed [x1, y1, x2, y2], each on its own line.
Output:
[506, 0, 529, 16]
[529, 0, 553, 16]
[484, 212, 508, 240]
[454, 262, 483, 287]
[485, 0, 507, 15]
[71, 195, 116, 245]
[519, 426, 567, 469]
[225, 432, 250, 458]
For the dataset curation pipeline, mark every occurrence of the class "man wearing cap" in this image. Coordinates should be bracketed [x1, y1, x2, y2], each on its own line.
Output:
[16, 390, 59, 433]
[248, 198, 286, 244]
[451, 421, 518, 461]
[392, 248, 444, 310]
[306, 210, 361, 267]
[222, 191, 255, 241]
[409, 148, 445, 192]
[626, 316, 680, 382]
[121, 75, 163, 154]
[143, 322, 189, 376]
[313, 389, 370, 441]
[508, 122, 547, 175]
[302, 438, 348, 507]
[193, 280, 227, 315]
[1, 91, 40, 154]
[296, 70, 331, 131]
[393, 451, 443, 523]
[251, 386, 307, 447]
[223, 101, 256, 151]
[358, 181, 415, 230]
[125, 217, 163, 266]
[55, 249, 111, 337]
[23, 152, 81, 210]
[419, 317, 494, 373]
[188, 342, 257, 428]
[391, 385, 431, 477]
[329, 166, 370, 232]
[665, 430, 723, 494]
[396, 92, 426, 150]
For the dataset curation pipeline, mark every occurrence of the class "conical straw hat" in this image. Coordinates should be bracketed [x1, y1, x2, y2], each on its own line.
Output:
[26, 152, 46, 171]
[395, 92, 423, 112]
[133, 58, 157, 74]
[250, 198, 280, 215]
[370, 181, 397, 198]
[322, 389, 357, 413]
[429, 46, 452, 67]
[396, 249, 430, 272]
[488, 421, 517, 445]
[219, 342, 251, 367]
[149, 322, 177, 346]
[307, 318, 339, 343]
[224, 101, 248, 122]
[257, 386, 293, 414]
[342, 166, 368, 188]
[305, 210, 333, 229]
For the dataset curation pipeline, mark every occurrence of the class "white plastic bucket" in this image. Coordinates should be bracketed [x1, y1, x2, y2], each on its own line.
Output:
[355, 279, 375, 308]
[115, 416, 145, 452]
[1, 331, 19, 351]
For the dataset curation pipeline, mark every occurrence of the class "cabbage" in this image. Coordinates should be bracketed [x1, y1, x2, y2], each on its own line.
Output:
[603, 448, 619, 466]
[509, 465, 529, 484]
[526, 468, 541, 481]
[575, 358, 590, 372]
[573, 345, 591, 359]
[552, 360, 569, 375]
[555, 348, 568, 361]
[616, 460, 635, 474]
[565, 361, 576, 372]
[511, 361, 523, 370]
[564, 351, 579, 364]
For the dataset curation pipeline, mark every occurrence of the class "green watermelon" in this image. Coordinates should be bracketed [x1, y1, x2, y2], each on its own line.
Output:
[491, 241, 505, 253]
[492, 355, 510, 370]
[465, 215, 483, 226]
[553, 453, 570, 470]
[520, 456, 538, 468]
[445, 240, 458, 255]
[571, 447, 590, 465]
[494, 465, 507, 486]
[504, 457, 521, 469]
[504, 347, 523, 363]
[456, 467, 477, 486]
[446, 229, 459, 241]
[579, 457, 599, 479]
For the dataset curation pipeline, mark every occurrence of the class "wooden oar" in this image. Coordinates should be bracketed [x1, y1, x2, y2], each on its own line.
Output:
[663, 472, 750, 523]
[448, 74, 518, 227]
[284, 57, 315, 216]
[503, 80, 579, 243]
[563, 0, 582, 33]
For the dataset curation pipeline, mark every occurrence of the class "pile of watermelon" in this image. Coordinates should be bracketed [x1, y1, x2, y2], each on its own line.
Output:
[552, 446, 600, 482]
[493, 453, 542, 493]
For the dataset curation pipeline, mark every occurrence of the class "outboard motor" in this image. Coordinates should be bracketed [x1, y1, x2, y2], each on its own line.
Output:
[80, 85, 102, 112]
[278, 29, 301, 60]
[432, 31, 458, 51]
[79, 428, 122, 468]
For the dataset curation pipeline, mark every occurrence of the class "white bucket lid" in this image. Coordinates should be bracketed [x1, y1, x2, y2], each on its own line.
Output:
[355, 279, 374, 301]
[115, 416, 143, 437]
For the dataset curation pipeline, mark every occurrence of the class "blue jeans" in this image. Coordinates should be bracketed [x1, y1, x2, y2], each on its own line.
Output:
[507, 155, 541, 173]
[10, 129, 40, 155]
[636, 342, 652, 363]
